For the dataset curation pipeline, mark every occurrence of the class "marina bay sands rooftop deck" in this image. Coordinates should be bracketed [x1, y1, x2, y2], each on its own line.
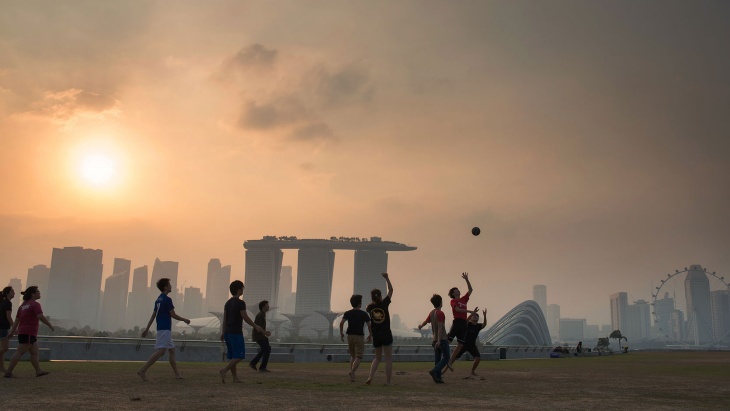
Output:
[243, 236, 417, 251]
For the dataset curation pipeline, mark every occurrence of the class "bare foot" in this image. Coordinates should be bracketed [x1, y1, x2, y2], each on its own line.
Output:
[36, 371, 50, 377]
[175, 375, 185, 380]
[137, 371, 148, 381]
[349, 371, 355, 382]
[471, 372, 479, 377]
[219, 369, 226, 383]
[365, 378, 372, 385]
[232, 378, 243, 383]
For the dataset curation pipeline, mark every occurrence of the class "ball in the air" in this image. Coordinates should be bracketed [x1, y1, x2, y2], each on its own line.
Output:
[472, 227, 481, 236]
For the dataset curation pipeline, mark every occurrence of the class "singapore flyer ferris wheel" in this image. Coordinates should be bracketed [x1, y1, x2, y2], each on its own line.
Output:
[651, 265, 730, 346]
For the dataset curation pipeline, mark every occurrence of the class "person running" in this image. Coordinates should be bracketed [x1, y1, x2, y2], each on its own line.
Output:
[137, 278, 191, 381]
[219, 280, 268, 383]
[455, 308, 487, 378]
[445, 272, 475, 371]
[339, 294, 372, 382]
[418, 294, 448, 384]
[249, 300, 272, 372]
[1, 286, 15, 373]
[3, 286, 54, 378]
[365, 272, 394, 386]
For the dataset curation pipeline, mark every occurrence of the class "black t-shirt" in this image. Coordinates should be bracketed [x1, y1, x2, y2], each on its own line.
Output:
[343, 309, 371, 336]
[366, 296, 391, 336]
[463, 322, 485, 346]
[0, 299, 11, 329]
[223, 297, 246, 335]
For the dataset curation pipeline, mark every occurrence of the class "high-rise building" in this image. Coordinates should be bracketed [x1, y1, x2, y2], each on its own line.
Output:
[46, 246, 103, 328]
[183, 286, 203, 319]
[26, 265, 50, 294]
[244, 248, 283, 317]
[610, 292, 628, 332]
[671, 310, 685, 341]
[205, 259, 231, 315]
[558, 318, 585, 343]
[277, 265, 295, 314]
[684, 265, 714, 343]
[533, 285, 547, 315]
[710, 290, 730, 341]
[546, 304, 560, 340]
[653, 292, 675, 338]
[625, 299, 651, 340]
[8, 278, 22, 293]
[295, 248, 334, 316]
[150, 258, 180, 303]
[353, 249, 388, 299]
[100, 258, 131, 331]
[126, 266, 150, 329]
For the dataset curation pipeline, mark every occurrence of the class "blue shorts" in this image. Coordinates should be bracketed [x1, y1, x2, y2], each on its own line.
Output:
[224, 334, 245, 359]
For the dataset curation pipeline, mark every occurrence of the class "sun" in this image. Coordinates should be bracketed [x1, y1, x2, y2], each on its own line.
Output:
[80, 154, 116, 185]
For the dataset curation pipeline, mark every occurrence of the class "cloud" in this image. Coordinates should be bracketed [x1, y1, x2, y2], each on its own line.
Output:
[312, 63, 374, 107]
[289, 122, 336, 143]
[13, 88, 120, 128]
[214, 43, 278, 83]
[238, 98, 307, 130]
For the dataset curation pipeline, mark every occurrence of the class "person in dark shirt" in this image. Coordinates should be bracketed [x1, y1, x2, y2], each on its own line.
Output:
[456, 308, 487, 378]
[339, 294, 372, 382]
[137, 278, 190, 381]
[219, 280, 268, 383]
[1, 286, 15, 374]
[365, 272, 394, 386]
[249, 300, 272, 372]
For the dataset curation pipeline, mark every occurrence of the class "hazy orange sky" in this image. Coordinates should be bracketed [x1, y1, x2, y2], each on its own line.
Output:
[1, 1, 728, 328]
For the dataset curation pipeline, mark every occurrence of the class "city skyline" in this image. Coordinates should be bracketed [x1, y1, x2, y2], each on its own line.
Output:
[1, 2, 729, 330]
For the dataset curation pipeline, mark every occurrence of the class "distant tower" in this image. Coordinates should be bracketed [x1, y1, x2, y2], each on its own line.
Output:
[710, 290, 730, 341]
[625, 299, 651, 340]
[295, 248, 334, 315]
[546, 304, 560, 340]
[353, 249, 388, 299]
[244, 249, 283, 318]
[205, 259, 231, 314]
[184, 286, 203, 319]
[277, 266, 295, 314]
[7, 278, 22, 293]
[26, 265, 50, 294]
[126, 266, 150, 329]
[150, 258, 180, 303]
[610, 292, 628, 332]
[654, 292, 675, 338]
[533, 285, 547, 315]
[46, 246, 103, 328]
[100, 258, 131, 331]
[684, 265, 714, 344]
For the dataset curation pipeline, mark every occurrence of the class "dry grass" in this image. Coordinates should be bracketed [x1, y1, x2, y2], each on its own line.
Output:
[3, 351, 730, 410]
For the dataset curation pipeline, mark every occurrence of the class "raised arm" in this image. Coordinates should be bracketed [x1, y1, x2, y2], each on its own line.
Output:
[462, 272, 473, 294]
[482, 308, 488, 328]
[382, 273, 393, 299]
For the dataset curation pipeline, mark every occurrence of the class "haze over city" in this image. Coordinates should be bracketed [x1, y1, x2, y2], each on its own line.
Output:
[1, 1, 728, 330]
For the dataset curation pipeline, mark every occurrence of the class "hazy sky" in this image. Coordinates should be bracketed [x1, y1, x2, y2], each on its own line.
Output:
[1, 1, 728, 328]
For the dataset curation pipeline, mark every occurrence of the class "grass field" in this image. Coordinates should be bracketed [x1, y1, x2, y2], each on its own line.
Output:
[3, 351, 730, 410]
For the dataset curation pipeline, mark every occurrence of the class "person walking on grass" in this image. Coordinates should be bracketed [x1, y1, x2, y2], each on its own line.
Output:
[418, 294, 449, 384]
[340, 294, 372, 382]
[1, 286, 15, 374]
[137, 278, 191, 381]
[249, 300, 272, 372]
[219, 280, 268, 383]
[455, 308, 487, 378]
[3, 286, 54, 378]
[365, 272, 394, 386]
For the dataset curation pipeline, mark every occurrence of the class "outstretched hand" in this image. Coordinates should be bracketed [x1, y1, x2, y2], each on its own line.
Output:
[382, 272, 389, 279]
[483, 308, 487, 317]
[462, 272, 469, 281]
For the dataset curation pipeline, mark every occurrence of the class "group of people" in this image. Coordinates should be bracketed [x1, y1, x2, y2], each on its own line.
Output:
[2, 272, 488, 385]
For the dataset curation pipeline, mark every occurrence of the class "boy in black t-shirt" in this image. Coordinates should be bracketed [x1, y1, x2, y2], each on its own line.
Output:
[365, 272, 394, 385]
[456, 308, 487, 378]
[340, 294, 372, 382]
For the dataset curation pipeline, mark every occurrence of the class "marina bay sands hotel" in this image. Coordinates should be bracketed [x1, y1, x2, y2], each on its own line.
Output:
[243, 236, 416, 317]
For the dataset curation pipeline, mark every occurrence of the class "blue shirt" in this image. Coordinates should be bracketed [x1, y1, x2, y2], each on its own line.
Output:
[154, 293, 175, 331]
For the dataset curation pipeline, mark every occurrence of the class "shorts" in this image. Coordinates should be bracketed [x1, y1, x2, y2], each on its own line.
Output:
[456, 343, 481, 359]
[347, 334, 365, 358]
[154, 330, 175, 350]
[18, 334, 38, 345]
[448, 318, 468, 344]
[0, 328, 8, 338]
[372, 330, 393, 348]
[224, 334, 245, 359]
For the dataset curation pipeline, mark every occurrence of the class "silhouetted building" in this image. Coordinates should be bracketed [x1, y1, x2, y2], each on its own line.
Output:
[126, 266, 150, 329]
[184, 286, 203, 319]
[558, 318, 585, 343]
[150, 258, 180, 303]
[100, 258, 131, 331]
[684, 265, 713, 344]
[610, 292, 628, 332]
[546, 304, 560, 340]
[653, 292, 676, 339]
[533, 285, 547, 315]
[244, 247, 283, 318]
[26, 265, 49, 294]
[205, 259, 231, 314]
[46, 246, 103, 328]
[625, 299, 651, 340]
[710, 290, 730, 341]
[353, 248, 387, 299]
[296, 248, 335, 316]
[8, 278, 22, 293]
[277, 265, 295, 315]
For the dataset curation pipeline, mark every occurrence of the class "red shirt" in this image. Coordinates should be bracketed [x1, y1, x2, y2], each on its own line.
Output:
[450, 291, 471, 320]
[16, 300, 43, 336]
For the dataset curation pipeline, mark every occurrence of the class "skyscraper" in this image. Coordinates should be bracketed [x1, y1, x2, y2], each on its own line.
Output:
[150, 258, 180, 304]
[610, 292, 628, 332]
[558, 318, 585, 343]
[710, 290, 730, 341]
[684, 265, 713, 343]
[533, 285, 547, 315]
[295, 248, 334, 316]
[353, 249, 388, 299]
[100, 258, 131, 331]
[653, 292, 675, 338]
[625, 299, 651, 340]
[184, 286, 203, 319]
[277, 265, 295, 315]
[205, 259, 231, 315]
[46, 246, 103, 328]
[546, 304, 560, 340]
[244, 248, 283, 316]
[126, 266, 150, 329]
[8, 278, 22, 293]
[26, 265, 50, 294]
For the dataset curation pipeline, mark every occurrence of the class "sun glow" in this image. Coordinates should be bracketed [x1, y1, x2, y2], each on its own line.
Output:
[80, 153, 116, 185]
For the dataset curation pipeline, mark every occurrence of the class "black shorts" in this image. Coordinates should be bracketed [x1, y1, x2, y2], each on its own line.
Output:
[372, 330, 393, 348]
[448, 318, 468, 344]
[456, 343, 481, 359]
[18, 334, 38, 344]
